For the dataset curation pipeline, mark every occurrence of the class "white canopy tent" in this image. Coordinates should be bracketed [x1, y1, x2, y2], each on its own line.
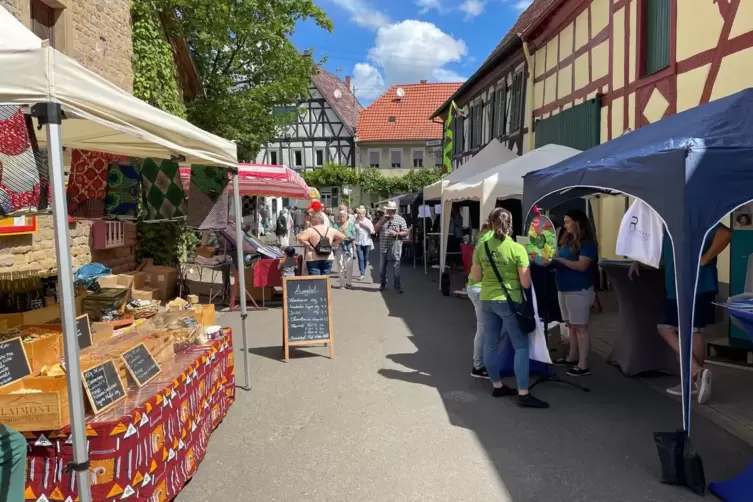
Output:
[0, 8, 248, 501]
[439, 144, 581, 275]
[422, 138, 518, 201]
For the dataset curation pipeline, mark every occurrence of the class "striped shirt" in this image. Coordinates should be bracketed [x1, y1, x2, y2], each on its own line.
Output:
[379, 214, 407, 254]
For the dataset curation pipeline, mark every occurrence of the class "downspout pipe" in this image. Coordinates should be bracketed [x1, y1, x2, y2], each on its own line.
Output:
[519, 33, 535, 153]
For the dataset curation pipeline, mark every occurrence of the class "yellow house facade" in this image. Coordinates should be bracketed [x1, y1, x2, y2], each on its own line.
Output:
[521, 0, 753, 286]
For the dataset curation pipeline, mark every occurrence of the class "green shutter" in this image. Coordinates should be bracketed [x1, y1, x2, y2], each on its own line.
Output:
[509, 73, 524, 132]
[488, 89, 496, 139]
[495, 86, 506, 137]
[645, 0, 670, 75]
[534, 97, 602, 151]
[474, 103, 482, 147]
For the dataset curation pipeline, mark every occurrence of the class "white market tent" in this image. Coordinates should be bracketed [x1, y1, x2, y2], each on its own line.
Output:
[438, 144, 581, 274]
[422, 138, 518, 201]
[0, 8, 248, 502]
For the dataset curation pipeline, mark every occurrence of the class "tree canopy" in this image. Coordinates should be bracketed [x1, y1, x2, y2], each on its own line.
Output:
[162, 0, 333, 160]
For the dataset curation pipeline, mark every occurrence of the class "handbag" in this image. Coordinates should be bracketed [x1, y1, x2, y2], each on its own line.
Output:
[484, 241, 536, 334]
[616, 199, 663, 268]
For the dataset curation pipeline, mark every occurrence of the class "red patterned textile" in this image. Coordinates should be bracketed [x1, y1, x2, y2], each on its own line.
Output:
[0, 106, 46, 214]
[253, 258, 283, 288]
[23, 330, 235, 502]
[67, 149, 130, 219]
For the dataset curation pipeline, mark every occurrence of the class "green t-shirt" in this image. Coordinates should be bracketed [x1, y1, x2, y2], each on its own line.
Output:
[467, 231, 494, 288]
[472, 236, 530, 303]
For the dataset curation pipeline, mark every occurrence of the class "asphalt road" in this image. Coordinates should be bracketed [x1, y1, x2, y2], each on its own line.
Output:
[177, 257, 752, 501]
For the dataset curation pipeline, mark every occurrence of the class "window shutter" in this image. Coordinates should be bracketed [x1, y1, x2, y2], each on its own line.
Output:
[534, 97, 602, 151]
[488, 88, 496, 139]
[509, 73, 524, 132]
[644, 0, 670, 75]
[494, 86, 506, 137]
[474, 103, 483, 147]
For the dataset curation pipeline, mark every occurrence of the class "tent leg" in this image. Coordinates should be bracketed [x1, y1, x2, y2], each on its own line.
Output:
[233, 174, 252, 391]
[423, 210, 427, 275]
[45, 103, 92, 502]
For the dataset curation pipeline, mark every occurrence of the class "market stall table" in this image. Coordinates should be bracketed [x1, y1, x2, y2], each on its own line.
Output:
[600, 259, 678, 376]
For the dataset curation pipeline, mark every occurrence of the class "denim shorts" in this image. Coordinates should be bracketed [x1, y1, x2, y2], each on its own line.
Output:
[658, 291, 715, 332]
[306, 260, 333, 276]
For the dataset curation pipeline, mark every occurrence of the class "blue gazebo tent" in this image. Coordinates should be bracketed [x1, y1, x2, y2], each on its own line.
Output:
[522, 88, 753, 434]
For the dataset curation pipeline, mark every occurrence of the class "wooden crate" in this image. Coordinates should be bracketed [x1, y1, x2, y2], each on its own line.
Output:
[0, 376, 70, 431]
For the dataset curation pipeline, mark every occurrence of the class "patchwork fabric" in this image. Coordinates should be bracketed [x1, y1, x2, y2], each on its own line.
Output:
[141, 159, 187, 220]
[105, 163, 140, 219]
[189, 165, 228, 202]
[68, 149, 130, 219]
[186, 166, 229, 230]
[0, 106, 47, 214]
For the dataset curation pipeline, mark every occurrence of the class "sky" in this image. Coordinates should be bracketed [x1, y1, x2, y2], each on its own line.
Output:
[290, 0, 534, 105]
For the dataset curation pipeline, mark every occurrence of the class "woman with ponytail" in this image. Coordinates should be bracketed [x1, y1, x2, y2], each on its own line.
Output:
[470, 208, 549, 408]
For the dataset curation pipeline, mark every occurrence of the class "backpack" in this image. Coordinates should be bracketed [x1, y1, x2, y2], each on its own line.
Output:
[275, 213, 287, 236]
[312, 227, 332, 256]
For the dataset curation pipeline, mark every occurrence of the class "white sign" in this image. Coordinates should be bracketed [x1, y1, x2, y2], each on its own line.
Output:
[426, 140, 442, 147]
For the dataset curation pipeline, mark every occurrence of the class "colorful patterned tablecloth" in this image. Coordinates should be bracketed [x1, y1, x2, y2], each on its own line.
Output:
[23, 330, 236, 502]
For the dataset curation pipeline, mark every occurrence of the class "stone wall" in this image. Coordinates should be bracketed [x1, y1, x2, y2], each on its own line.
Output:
[0, 0, 138, 274]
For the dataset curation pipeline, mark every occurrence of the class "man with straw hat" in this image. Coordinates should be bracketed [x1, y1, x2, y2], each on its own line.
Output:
[374, 200, 407, 293]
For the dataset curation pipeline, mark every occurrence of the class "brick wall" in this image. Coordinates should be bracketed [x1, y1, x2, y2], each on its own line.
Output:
[0, 0, 138, 274]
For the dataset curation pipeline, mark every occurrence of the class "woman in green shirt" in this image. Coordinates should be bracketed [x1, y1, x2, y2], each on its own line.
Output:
[471, 208, 548, 409]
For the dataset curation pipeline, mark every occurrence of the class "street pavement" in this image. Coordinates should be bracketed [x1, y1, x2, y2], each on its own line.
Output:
[177, 257, 753, 501]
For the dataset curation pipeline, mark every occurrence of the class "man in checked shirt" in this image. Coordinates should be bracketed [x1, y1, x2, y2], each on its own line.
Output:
[374, 200, 408, 293]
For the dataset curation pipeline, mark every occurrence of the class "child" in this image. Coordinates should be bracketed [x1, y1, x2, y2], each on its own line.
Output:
[278, 247, 298, 278]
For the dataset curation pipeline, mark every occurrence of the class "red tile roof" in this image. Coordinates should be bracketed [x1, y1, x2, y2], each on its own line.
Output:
[311, 68, 362, 133]
[357, 82, 462, 142]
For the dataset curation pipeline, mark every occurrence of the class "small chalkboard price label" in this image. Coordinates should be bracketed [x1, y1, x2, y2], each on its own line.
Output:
[282, 276, 334, 361]
[121, 343, 161, 387]
[82, 360, 127, 414]
[0, 337, 31, 389]
[77, 314, 92, 350]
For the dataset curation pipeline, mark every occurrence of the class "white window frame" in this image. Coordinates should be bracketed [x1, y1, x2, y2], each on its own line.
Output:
[367, 148, 381, 168]
[315, 149, 324, 167]
[293, 149, 303, 167]
[389, 148, 402, 169]
[411, 148, 425, 168]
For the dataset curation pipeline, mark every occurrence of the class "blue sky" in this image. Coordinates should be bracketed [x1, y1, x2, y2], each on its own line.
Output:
[291, 0, 533, 104]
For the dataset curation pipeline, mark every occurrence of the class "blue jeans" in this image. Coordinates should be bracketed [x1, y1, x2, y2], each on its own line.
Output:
[306, 259, 332, 276]
[482, 300, 530, 390]
[467, 285, 485, 369]
[379, 251, 401, 289]
[356, 245, 370, 276]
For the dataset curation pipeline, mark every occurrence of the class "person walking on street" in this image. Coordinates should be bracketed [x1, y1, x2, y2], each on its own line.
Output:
[354, 205, 374, 280]
[375, 201, 407, 293]
[334, 209, 357, 289]
[471, 207, 549, 409]
[276, 206, 292, 248]
[296, 212, 344, 276]
[0, 424, 27, 502]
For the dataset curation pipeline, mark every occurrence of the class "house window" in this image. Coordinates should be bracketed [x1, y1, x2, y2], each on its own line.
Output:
[642, 0, 671, 76]
[368, 150, 380, 168]
[294, 150, 303, 167]
[472, 102, 483, 148]
[534, 97, 601, 151]
[453, 114, 465, 155]
[315, 149, 324, 166]
[390, 149, 402, 168]
[31, 0, 56, 47]
[270, 151, 278, 164]
[509, 72, 524, 133]
[494, 85, 507, 138]
[412, 149, 424, 168]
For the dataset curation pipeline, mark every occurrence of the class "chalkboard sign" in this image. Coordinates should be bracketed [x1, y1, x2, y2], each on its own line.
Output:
[282, 276, 334, 361]
[77, 314, 92, 350]
[82, 360, 127, 414]
[121, 343, 161, 387]
[0, 337, 31, 388]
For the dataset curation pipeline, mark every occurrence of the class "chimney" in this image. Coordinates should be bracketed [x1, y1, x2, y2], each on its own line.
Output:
[345, 75, 351, 91]
[420, 79, 428, 84]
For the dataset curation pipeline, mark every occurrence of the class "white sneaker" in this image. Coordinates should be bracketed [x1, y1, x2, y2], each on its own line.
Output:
[358, 275, 365, 281]
[697, 368, 712, 404]
[666, 382, 698, 396]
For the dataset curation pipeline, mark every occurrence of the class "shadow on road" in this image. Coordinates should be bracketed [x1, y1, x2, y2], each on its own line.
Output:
[368, 250, 752, 501]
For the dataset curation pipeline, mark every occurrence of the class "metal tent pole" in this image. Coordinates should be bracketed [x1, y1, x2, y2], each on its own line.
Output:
[423, 207, 427, 275]
[43, 102, 92, 502]
[233, 174, 251, 391]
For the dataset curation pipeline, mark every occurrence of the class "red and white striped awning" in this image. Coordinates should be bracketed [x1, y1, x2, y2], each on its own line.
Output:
[179, 163, 310, 199]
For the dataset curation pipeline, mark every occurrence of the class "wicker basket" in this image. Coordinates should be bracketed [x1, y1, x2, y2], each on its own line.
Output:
[126, 303, 160, 320]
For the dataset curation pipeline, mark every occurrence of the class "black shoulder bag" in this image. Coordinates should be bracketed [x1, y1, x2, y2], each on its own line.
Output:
[483, 241, 536, 334]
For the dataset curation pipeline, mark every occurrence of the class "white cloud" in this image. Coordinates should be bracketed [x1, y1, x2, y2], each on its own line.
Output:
[459, 0, 486, 18]
[351, 63, 386, 100]
[431, 67, 467, 82]
[512, 0, 533, 10]
[415, 0, 442, 13]
[331, 0, 389, 29]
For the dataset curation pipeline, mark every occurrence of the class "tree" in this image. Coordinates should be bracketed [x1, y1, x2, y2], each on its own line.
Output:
[302, 163, 359, 188]
[161, 0, 333, 161]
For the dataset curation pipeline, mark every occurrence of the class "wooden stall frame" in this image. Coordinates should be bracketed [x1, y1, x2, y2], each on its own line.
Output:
[81, 359, 127, 415]
[282, 276, 334, 362]
[0, 336, 31, 389]
[120, 342, 161, 388]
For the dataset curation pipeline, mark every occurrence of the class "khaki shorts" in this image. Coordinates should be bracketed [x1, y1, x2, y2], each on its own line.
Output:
[558, 288, 595, 325]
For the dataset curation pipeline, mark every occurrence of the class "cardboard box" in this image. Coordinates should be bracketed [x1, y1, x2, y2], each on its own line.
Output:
[132, 287, 161, 301]
[143, 266, 178, 302]
[97, 275, 120, 288]
[119, 271, 146, 290]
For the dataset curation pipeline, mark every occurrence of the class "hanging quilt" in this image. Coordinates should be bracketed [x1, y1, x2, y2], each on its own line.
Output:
[140, 158, 187, 221]
[0, 106, 46, 215]
[105, 163, 140, 219]
[68, 149, 130, 219]
[186, 166, 229, 230]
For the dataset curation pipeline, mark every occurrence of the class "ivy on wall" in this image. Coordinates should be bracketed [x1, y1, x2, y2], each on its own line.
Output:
[132, 0, 196, 266]
[303, 164, 443, 199]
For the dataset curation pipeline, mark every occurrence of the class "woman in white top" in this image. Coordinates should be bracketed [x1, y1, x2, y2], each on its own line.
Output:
[354, 206, 375, 280]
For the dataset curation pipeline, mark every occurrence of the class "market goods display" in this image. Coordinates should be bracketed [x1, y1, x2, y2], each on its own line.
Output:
[527, 214, 557, 265]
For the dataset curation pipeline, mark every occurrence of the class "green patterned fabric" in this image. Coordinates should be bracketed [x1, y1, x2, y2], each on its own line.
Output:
[140, 158, 187, 220]
[104, 162, 139, 218]
[190, 165, 228, 201]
